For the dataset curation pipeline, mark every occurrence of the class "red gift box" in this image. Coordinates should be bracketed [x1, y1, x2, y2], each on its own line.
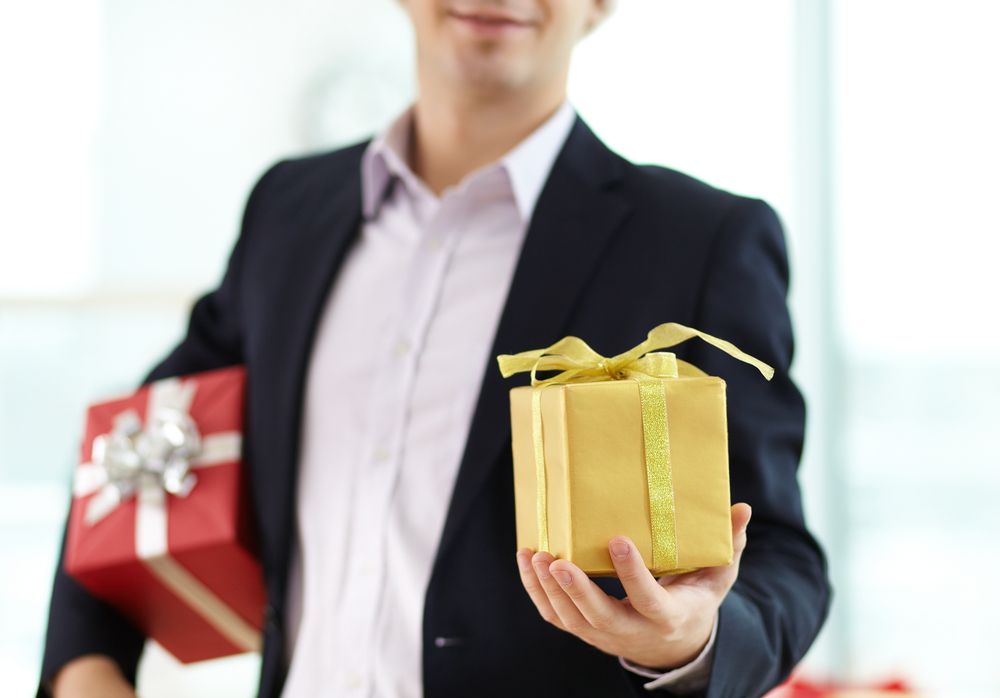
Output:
[64, 365, 265, 663]
[766, 675, 919, 697]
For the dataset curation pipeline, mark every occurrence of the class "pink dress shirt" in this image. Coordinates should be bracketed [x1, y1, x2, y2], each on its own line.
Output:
[279, 97, 715, 697]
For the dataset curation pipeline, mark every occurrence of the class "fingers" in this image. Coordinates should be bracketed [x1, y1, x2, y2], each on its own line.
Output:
[518, 502, 755, 635]
[516, 548, 632, 640]
[608, 536, 673, 623]
[528, 551, 594, 635]
[516, 548, 564, 629]
[546, 558, 631, 633]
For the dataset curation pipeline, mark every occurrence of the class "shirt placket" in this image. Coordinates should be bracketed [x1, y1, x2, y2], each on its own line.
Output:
[333, 184, 468, 696]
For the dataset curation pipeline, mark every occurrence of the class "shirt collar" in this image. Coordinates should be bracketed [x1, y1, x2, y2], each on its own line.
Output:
[360, 98, 578, 224]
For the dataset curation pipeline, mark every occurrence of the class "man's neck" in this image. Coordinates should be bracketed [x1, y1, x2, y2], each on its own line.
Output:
[408, 86, 567, 197]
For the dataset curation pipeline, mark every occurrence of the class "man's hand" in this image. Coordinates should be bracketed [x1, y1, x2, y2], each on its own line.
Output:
[515, 503, 751, 670]
[51, 655, 137, 698]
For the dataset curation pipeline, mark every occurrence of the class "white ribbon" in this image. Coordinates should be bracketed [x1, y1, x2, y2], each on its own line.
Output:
[73, 376, 260, 653]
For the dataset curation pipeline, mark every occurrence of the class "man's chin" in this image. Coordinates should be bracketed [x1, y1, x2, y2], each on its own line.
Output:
[448, 61, 530, 93]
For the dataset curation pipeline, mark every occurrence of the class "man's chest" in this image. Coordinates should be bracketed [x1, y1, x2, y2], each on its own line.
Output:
[292, 191, 530, 554]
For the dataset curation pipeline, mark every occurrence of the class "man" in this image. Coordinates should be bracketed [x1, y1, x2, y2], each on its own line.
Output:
[40, 1, 831, 696]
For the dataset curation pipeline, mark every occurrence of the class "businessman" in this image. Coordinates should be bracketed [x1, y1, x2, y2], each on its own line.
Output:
[40, 1, 831, 696]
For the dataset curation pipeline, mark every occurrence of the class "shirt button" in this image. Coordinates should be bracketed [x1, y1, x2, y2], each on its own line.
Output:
[394, 338, 411, 357]
[374, 446, 391, 463]
[427, 236, 443, 251]
[345, 671, 364, 689]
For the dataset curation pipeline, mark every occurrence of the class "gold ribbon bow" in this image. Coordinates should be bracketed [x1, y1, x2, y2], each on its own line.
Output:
[497, 322, 774, 571]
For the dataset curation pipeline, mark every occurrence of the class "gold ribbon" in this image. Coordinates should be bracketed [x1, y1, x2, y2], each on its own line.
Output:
[497, 322, 774, 571]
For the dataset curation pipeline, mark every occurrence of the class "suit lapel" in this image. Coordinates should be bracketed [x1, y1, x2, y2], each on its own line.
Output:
[256, 151, 367, 601]
[431, 114, 632, 566]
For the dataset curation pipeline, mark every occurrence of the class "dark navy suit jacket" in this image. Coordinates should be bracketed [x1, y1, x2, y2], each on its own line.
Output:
[39, 112, 831, 698]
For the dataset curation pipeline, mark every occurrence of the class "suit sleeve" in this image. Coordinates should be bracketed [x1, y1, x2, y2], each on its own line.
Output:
[680, 197, 832, 698]
[35, 159, 286, 697]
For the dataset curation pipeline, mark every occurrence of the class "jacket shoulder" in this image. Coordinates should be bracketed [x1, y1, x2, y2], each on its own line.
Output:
[601, 155, 788, 295]
[248, 138, 372, 214]
[619, 157, 764, 224]
[276, 138, 371, 179]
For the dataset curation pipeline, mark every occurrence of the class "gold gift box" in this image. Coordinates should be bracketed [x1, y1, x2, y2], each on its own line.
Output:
[499, 323, 774, 577]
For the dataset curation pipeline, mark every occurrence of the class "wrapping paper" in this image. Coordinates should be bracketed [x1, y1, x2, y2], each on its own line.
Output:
[498, 322, 773, 576]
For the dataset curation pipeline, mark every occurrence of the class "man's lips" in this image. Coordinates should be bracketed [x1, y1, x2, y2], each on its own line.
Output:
[447, 9, 533, 33]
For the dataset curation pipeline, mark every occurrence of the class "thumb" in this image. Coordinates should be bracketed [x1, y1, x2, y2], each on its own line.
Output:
[731, 502, 752, 560]
[662, 502, 752, 594]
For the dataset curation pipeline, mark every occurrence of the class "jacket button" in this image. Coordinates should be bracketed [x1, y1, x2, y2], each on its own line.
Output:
[263, 604, 279, 632]
[433, 636, 464, 648]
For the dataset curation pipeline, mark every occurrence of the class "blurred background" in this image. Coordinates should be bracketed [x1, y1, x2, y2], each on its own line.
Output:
[2, 0, 998, 695]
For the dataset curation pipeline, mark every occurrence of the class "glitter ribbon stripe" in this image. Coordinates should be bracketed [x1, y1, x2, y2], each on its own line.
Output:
[637, 377, 676, 570]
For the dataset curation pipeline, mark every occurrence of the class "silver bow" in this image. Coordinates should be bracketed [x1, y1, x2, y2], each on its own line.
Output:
[85, 405, 202, 524]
